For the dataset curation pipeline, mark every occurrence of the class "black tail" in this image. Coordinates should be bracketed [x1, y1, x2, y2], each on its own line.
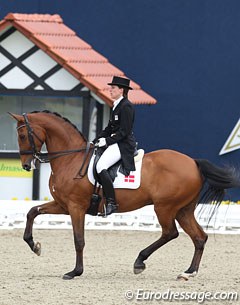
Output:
[196, 159, 240, 190]
[195, 159, 240, 221]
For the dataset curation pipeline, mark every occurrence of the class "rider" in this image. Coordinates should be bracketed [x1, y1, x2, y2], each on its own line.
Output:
[93, 76, 136, 215]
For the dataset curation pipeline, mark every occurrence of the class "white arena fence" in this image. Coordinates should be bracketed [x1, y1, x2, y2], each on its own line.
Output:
[0, 200, 240, 234]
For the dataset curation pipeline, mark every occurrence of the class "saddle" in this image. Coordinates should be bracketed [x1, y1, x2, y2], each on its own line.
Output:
[87, 147, 144, 216]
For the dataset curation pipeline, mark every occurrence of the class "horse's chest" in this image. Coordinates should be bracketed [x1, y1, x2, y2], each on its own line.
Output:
[50, 172, 71, 195]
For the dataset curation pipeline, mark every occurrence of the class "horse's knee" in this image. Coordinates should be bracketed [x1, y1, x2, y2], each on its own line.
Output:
[163, 227, 179, 241]
[27, 206, 40, 220]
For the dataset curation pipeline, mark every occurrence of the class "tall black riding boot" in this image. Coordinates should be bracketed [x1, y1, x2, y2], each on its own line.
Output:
[98, 169, 118, 216]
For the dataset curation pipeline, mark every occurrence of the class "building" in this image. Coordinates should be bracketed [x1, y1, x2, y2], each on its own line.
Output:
[0, 13, 156, 199]
[1, 1, 240, 200]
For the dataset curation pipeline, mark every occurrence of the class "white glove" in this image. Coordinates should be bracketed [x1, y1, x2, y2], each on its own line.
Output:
[96, 137, 107, 147]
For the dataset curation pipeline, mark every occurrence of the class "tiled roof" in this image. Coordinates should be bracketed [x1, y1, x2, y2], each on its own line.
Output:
[1, 13, 157, 105]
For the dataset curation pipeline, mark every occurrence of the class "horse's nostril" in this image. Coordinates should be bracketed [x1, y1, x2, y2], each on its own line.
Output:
[23, 164, 31, 171]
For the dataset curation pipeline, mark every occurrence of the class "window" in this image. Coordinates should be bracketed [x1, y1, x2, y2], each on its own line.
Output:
[0, 95, 83, 151]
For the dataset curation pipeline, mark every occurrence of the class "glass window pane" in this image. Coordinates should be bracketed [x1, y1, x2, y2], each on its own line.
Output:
[0, 95, 83, 151]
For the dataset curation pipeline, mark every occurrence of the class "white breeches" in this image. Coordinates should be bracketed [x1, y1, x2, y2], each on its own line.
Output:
[96, 143, 121, 173]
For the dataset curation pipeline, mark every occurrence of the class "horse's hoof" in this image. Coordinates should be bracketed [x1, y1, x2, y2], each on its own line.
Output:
[62, 273, 74, 280]
[33, 242, 41, 256]
[62, 269, 83, 280]
[177, 271, 197, 281]
[177, 275, 189, 281]
[133, 262, 146, 274]
[134, 267, 145, 274]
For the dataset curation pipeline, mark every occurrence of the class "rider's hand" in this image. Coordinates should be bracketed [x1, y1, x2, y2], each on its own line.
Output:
[96, 138, 107, 147]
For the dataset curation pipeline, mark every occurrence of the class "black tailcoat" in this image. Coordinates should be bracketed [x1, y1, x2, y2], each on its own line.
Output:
[96, 98, 136, 174]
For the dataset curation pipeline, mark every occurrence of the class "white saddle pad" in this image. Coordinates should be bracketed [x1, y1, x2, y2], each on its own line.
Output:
[87, 149, 144, 189]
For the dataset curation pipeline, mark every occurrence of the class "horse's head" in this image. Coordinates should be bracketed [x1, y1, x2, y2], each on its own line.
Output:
[9, 112, 46, 171]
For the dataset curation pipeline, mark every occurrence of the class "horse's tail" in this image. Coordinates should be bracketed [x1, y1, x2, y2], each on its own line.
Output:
[195, 159, 240, 221]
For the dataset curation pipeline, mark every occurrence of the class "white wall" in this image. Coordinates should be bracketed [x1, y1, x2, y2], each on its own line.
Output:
[0, 177, 32, 200]
[0, 201, 239, 233]
[39, 163, 53, 200]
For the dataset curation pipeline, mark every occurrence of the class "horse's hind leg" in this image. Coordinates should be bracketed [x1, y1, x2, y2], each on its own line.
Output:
[134, 205, 179, 274]
[23, 200, 67, 256]
[176, 201, 208, 281]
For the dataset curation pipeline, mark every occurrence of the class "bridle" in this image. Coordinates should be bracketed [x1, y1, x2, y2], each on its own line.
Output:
[17, 113, 94, 177]
[17, 113, 45, 158]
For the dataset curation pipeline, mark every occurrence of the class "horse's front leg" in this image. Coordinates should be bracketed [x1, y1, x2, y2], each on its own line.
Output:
[63, 205, 86, 280]
[23, 200, 67, 256]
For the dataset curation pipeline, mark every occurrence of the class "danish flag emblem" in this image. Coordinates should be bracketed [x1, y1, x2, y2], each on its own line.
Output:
[124, 175, 135, 183]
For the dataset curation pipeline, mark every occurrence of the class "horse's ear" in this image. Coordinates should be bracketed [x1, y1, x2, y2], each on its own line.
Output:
[8, 112, 23, 122]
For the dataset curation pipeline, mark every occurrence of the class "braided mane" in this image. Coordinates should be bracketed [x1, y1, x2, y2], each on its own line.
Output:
[30, 110, 87, 141]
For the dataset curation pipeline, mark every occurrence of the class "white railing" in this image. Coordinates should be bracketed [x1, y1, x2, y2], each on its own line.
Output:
[0, 200, 240, 233]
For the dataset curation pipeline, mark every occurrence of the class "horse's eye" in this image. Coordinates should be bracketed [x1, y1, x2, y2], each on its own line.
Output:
[19, 134, 26, 141]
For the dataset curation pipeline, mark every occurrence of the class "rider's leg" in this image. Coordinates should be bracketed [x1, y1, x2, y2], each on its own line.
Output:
[98, 169, 117, 215]
[96, 144, 121, 215]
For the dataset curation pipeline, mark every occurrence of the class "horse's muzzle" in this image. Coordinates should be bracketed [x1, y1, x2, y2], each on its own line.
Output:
[23, 163, 31, 171]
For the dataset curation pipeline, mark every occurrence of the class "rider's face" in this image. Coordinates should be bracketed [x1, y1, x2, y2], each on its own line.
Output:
[109, 85, 123, 101]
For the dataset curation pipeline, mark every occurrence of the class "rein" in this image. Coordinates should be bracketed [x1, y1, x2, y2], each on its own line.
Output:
[17, 113, 94, 177]
[22, 147, 92, 163]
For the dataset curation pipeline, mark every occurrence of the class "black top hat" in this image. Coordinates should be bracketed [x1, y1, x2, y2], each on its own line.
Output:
[108, 76, 133, 90]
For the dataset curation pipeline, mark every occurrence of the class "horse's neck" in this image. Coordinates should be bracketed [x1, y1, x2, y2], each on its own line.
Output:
[45, 123, 84, 152]
[43, 121, 86, 172]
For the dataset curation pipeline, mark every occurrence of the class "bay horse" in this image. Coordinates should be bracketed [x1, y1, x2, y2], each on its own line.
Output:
[9, 110, 240, 280]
